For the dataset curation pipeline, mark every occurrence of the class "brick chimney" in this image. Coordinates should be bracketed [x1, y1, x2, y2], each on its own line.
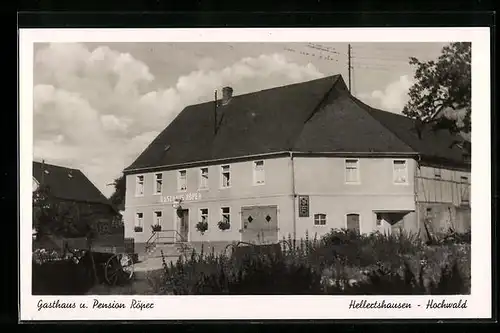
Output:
[221, 86, 233, 105]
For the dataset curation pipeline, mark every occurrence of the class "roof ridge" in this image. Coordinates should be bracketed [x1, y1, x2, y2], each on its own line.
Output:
[348, 95, 418, 154]
[182, 74, 339, 110]
[33, 160, 79, 171]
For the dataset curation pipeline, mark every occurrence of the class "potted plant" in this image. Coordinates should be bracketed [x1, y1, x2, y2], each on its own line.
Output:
[217, 220, 230, 231]
[134, 226, 143, 232]
[151, 224, 162, 232]
[196, 221, 208, 235]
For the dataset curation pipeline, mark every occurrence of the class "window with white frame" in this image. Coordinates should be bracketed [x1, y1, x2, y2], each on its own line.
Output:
[135, 175, 144, 196]
[434, 168, 442, 179]
[199, 167, 209, 189]
[200, 208, 209, 224]
[135, 212, 144, 231]
[221, 165, 231, 188]
[393, 160, 408, 184]
[314, 213, 326, 226]
[345, 159, 360, 183]
[253, 160, 265, 185]
[460, 176, 470, 204]
[178, 170, 187, 191]
[221, 207, 231, 224]
[154, 173, 163, 194]
[154, 211, 162, 225]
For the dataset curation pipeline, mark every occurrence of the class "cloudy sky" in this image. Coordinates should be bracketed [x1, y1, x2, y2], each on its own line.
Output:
[33, 42, 447, 197]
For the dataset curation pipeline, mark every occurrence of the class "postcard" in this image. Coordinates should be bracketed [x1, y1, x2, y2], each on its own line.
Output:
[19, 26, 491, 321]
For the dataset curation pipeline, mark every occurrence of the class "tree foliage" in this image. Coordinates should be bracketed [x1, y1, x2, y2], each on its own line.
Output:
[403, 42, 471, 143]
[33, 184, 94, 239]
[109, 174, 126, 211]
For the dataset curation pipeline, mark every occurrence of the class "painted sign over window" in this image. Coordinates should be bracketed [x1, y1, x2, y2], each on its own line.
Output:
[298, 195, 309, 217]
[160, 192, 202, 203]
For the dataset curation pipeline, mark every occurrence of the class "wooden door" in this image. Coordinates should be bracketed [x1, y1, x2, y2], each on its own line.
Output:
[241, 206, 278, 244]
[178, 209, 189, 241]
[346, 213, 360, 233]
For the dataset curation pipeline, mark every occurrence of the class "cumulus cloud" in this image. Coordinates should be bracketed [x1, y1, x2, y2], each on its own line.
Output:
[33, 43, 323, 196]
[358, 75, 414, 113]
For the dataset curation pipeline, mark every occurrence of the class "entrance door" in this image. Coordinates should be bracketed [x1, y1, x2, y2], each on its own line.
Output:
[177, 209, 189, 242]
[346, 213, 360, 233]
[241, 206, 278, 244]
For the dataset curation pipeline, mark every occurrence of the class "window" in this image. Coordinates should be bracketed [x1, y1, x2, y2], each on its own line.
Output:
[178, 170, 187, 191]
[345, 159, 360, 183]
[200, 208, 209, 224]
[376, 213, 383, 227]
[434, 168, 442, 179]
[221, 165, 231, 188]
[154, 211, 162, 225]
[346, 213, 360, 232]
[393, 160, 408, 184]
[154, 173, 163, 194]
[135, 175, 144, 196]
[135, 212, 144, 232]
[221, 207, 230, 224]
[253, 160, 265, 185]
[314, 213, 327, 226]
[460, 176, 470, 204]
[199, 168, 209, 189]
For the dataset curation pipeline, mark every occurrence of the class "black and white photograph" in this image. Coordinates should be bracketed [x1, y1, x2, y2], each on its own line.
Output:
[19, 28, 491, 320]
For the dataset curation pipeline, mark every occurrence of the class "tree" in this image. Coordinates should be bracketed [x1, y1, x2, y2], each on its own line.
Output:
[33, 184, 94, 239]
[109, 174, 126, 211]
[403, 42, 471, 152]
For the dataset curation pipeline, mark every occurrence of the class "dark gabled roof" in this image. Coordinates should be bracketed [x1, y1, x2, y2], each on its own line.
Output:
[125, 75, 341, 171]
[349, 97, 469, 166]
[292, 93, 415, 153]
[124, 74, 469, 173]
[33, 161, 115, 208]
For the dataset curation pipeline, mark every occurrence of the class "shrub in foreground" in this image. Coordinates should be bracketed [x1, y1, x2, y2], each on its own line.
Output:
[159, 241, 469, 295]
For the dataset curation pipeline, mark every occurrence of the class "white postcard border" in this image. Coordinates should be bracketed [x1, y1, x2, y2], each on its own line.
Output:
[19, 27, 491, 321]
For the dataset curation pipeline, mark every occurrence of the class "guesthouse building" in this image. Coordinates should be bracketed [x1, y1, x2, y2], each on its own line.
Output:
[123, 75, 471, 252]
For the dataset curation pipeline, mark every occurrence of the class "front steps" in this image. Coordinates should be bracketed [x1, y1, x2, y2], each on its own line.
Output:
[137, 242, 194, 262]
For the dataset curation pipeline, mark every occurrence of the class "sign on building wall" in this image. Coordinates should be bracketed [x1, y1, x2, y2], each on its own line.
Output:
[298, 195, 309, 217]
[160, 192, 202, 204]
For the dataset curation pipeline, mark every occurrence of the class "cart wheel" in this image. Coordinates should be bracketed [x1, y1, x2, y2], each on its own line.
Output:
[104, 253, 134, 285]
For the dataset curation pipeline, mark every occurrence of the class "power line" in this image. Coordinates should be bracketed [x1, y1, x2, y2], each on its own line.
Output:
[283, 47, 341, 62]
[351, 55, 412, 63]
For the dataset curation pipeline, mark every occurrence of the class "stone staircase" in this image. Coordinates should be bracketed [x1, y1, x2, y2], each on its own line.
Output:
[145, 242, 193, 258]
[134, 242, 194, 272]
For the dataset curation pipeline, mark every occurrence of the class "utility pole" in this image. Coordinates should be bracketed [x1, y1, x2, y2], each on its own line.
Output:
[348, 44, 352, 93]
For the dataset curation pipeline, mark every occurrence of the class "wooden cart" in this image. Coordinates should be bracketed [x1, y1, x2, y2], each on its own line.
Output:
[65, 241, 135, 286]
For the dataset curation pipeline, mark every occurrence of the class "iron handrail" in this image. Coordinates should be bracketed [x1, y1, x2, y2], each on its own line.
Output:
[144, 229, 187, 251]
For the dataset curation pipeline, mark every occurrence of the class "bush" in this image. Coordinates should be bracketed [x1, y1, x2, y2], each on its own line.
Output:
[32, 259, 94, 295]
[154, 229, 470, 295]
[437, 228, 471, 245]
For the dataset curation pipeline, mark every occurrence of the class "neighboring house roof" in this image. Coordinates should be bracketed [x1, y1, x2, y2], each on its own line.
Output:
[124, 74, 469, 173]
[33, 161, 116, 208]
